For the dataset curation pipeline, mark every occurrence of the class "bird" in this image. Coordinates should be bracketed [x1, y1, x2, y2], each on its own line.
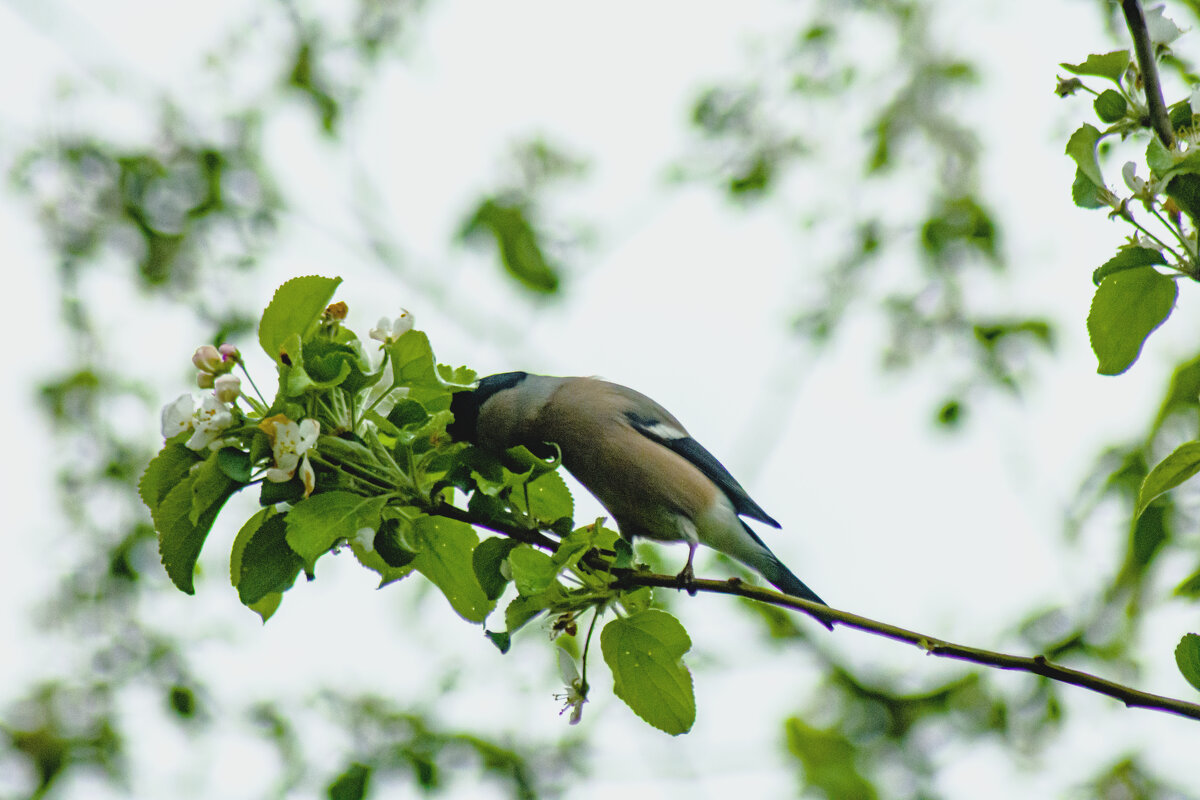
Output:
[446, 371, 830, 627]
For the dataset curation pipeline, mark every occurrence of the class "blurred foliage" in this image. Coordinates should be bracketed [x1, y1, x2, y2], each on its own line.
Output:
[2, 1, 570, 798]
[4, 0, 1199, 798]
[458, 139, 589, 294]
[676, 0, 1054, 427]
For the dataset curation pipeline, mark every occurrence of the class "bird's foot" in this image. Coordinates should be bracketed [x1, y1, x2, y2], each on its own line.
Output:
[675, 564, 699, 597]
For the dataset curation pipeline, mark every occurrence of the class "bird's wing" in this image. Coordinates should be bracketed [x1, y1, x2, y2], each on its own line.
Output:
[624, 409, 781, 528]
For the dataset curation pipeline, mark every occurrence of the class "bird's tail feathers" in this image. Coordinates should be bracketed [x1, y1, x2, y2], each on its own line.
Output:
[738, 525, 832, 631]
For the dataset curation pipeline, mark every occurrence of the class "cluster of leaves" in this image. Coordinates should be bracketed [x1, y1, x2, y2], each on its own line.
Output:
[139, 275, 700, 735]
[1059, 12, 1200, 707]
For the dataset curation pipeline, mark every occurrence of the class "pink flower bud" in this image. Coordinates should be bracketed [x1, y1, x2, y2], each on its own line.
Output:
[218, 343, 241, 362]
[192, 345, 222, 372]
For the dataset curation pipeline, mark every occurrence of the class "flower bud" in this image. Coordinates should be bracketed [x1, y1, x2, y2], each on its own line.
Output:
[197, 371, 215, 389]
[192, 344, 222, 372]
[214, 373, 241, 403]
[218, 343, 240, 362]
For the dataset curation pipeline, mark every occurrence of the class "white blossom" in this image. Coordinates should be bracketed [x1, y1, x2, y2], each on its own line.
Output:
[188, 396, 234, 451]
[262, 417, 320, 497]
[1145, 5, 1184, 46]
[369, 309, 415, 344]
[555, 649, 587, 725]
[161, 395, 195, 439]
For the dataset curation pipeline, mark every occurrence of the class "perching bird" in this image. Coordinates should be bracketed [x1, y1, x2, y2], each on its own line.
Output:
[447, 372, 829, 624]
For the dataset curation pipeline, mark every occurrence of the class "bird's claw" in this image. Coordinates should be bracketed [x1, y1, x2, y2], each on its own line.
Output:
[675, 564, 698, 596]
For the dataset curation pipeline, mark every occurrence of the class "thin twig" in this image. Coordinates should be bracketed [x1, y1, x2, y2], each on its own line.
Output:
[609, 571, 1200, 723]
[427, 502, 1200, 723]
[1122, 0, 1175, 149]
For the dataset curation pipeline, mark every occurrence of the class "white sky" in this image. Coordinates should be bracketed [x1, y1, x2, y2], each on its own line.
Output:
[3, 0, 1199, 797]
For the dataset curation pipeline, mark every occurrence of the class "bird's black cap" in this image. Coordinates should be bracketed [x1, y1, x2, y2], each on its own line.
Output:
[445, 371, 528, 443]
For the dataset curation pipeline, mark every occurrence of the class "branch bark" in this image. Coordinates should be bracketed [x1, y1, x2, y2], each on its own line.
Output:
[1122, 0, 1175, 149]
[428, 502, 1200, 724]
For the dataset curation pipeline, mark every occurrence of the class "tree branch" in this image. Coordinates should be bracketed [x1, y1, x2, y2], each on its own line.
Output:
[430, 501, 1200, 723]
[610, 571, 1200, 723]
[1122, 0, 1175, 149]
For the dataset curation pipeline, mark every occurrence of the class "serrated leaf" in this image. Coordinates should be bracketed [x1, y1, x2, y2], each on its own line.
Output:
[1060, 50, 1130, 83]
[601, 610, 695, 735]
[237, 512, 304, 605]
[508, 545, 558, 595]
[231, 507, 273, 587]
[512, 470, 574, 526]
[1087, 267, 1177, 375]
[258, 275, 342, 364]
[285, 492, 387, 573]
[473, 537, 519, 600]
[1094, 89, 1127, 123]
[1066, 124, 1105, 190]
[1135, 442, 1200, 518]
[1175, 634, 1200, 693]
[139, 442, 202, 511]
[410, 515, 494, 622]
[152, 464, 239, 594]
[1092, 247, 1168, 285]
[190, 453, 237, 525]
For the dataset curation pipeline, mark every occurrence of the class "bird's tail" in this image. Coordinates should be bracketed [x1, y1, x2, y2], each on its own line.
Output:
[739, 523, 833, 630]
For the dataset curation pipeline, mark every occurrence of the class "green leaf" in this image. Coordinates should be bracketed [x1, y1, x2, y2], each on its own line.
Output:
[511, 470, 574, 526]
[189, 453, 237, 525]
[1087, 267, 1177, 375]
[1175, 567, 1200, 598]
[601, 610, 695, 735]
[1093, 89, 1128, 123]
[460, 198, 560, 293]
[215, 447, 252, 482]
[1167, 173, 1200, 222]
[1060, 51, 1130, 83]
[285, 492, 388, 573]
[410, 515, 494, 622]
[1135, 442, 1200, 518]
[1175, 634, 1200, 693]
[151, 462, 239, 594]
[1151, 355, 1200, 436]
[1148, 138, 1174, 174]
[786, 717, 880, 800]
[473, 537, 519, 600]
[1092, 247, 1168, 285]
[1066, 124, 1105, 190]
[504, 593, 549, 634]
[1071, 168, 1108, 209]
[139, 441, 201, 511]
[231, 507, 273, 588]
[258, 275, 342, 364]
[508, 545, 559, 595]
[237, 512, 304, 605]
[328, 762, 372, 800]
